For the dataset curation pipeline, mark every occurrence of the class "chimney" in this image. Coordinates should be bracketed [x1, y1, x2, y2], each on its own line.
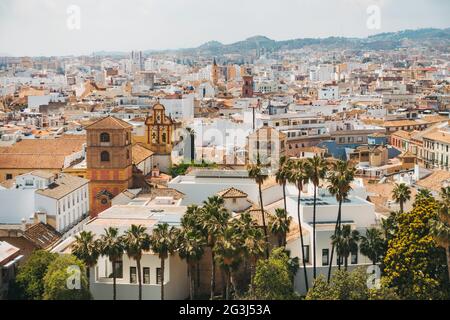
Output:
[36, 211, 47, 224]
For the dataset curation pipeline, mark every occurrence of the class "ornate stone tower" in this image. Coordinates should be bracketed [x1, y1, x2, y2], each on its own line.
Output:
[86, 116, 133, 217]
[211, 58, 219, 85]
[242, 75, 254, 98]
[145, 102, 174, 154]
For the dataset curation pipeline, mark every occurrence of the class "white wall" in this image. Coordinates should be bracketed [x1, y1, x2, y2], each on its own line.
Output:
[0, 189, 36, 223]
[169, 176, 283, 206]
[90, 254, 188, 300]
[160, 94, 194, 121]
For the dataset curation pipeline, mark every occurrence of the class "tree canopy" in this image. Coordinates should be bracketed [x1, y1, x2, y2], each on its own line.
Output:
[43, 255, 91, 300]
[383, 195, 449, 299]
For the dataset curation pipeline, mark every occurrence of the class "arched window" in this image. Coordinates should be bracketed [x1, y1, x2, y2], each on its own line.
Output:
[100, 151, 110, 162]
[126, 149, 130, 159]
[100, 132, 110, 143]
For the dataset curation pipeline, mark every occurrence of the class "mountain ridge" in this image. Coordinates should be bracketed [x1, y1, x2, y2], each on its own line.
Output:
[89, 27, 450, 57]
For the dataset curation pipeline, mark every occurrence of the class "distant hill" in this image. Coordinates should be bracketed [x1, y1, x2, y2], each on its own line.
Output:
[90, 28, 450, 57]
[179, 28, 450, 56]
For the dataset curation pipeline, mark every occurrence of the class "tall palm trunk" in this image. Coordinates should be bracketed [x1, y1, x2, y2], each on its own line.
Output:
[86, 267, 91, 290]
[446, 247, 450, 282]
[337, 208, 343, 270]
[297, 186, 309, 292]
[112, 260, 117, 300]
[188, 261, 195, 300]
[344, 256, 348, 271]
[137, 258, 142, 300]
[278, 234, 284, 248]
[327, 199, 342, 283]
[220, 269, 226, 299]
[196, 261, 200, 290]
[225, 269, 231, 300]
[400, 200, 404, 213]
[160, 258, 165, 300]
[258, 182, 270, 259]
[282, 181, 288, 248]
[312, 184, 317, 280]
[249, 259, 256, 296]
[210, 250, 216, 300]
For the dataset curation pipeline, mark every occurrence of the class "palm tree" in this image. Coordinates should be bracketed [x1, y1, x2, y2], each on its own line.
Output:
[416, 188, 433, 201]
[247, 160, 270, 259]
[288, 159, 310, 292]
[72, 231, 100, 289]
[306, 155, 327, 280]
[150, 223, 178, 300]
[122, 224, 150, 300]
[99, 227, 124, 300]
[331, 225, 360, 270]
[359, 227, 385, 265]
[326, 160, 355, 281]
[213, 224, 242, 300]
[392, 183, 411, 213]
[177, 228, 206, 300]
[181, 204, 207, 292]
[201, 196, 230, 299]
[237, 213, 265, 296]
[275, 156, 291, 213]
[268, 208, 292, 247]
[430, 186, 450, 281]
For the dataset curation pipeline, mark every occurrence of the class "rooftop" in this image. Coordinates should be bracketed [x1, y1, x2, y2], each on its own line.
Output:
[0, 241, 20, 265]
[36, 174, 88, 199]
[23, 223, 61, 249]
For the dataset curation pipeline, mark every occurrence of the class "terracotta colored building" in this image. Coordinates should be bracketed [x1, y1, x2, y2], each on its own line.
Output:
[242, 75, 254, 98]
[85, 116, 133, 217]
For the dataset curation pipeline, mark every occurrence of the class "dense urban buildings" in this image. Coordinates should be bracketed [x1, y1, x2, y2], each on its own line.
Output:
[0, 11, 449, 303]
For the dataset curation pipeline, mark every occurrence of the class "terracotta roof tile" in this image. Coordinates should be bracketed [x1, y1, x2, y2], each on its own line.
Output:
[217, 187, 248, 198]
[132, 144, 154, 165]
[85, 116, 132, 130]
[36, 174, 88, 199]
[23, 223, 61, 249]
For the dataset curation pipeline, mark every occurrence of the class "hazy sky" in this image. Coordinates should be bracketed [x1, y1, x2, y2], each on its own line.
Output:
[0, 0, 449, 56]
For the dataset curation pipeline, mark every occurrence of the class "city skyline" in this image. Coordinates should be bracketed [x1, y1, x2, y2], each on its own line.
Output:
[0, 0, 449, 56]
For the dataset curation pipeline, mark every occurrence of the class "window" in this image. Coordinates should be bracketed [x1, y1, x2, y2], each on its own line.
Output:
[111, 260, 123, 278]
[232, 198, 237, 204]
[303, 245, 310, 263]
[143, 267, 150, 284]
[126, 149, 130, 160]
[130, 267, 137, 284]
[322, 249, 329, 266]
[100, 132, 110, 143]
[6, 174, 12, 180]
[101, 151, 110, 162]
[351, 250, 358, 265]
[156, 268, 162, 284]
